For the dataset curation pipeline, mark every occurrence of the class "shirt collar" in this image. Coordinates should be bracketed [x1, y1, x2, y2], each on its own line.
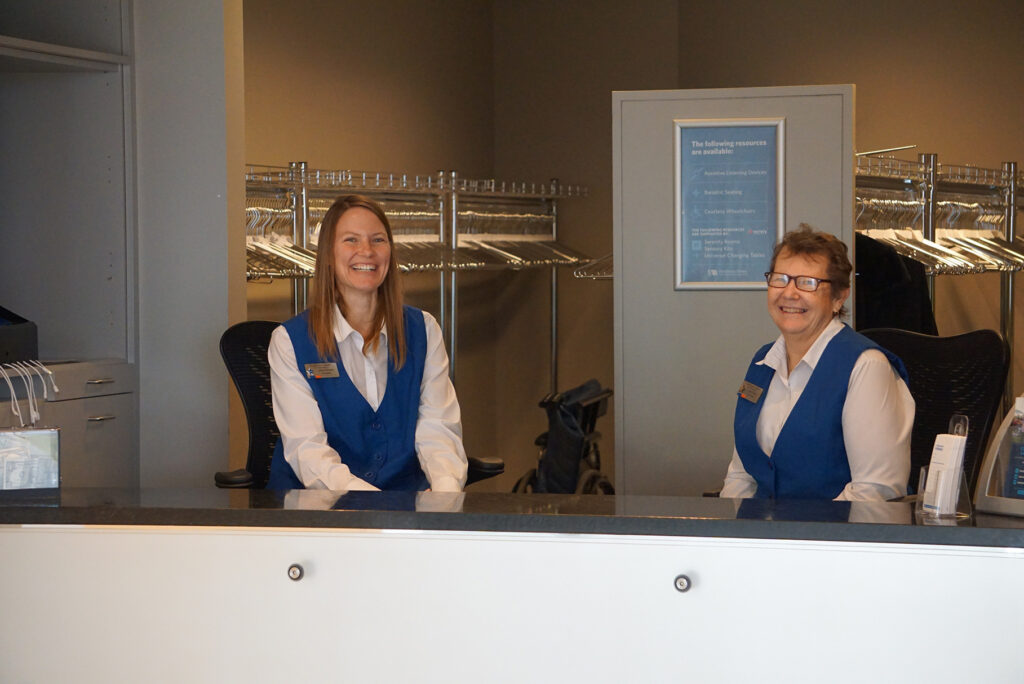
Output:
[332, 303, 387, 345]
[757, 317, 845, 374]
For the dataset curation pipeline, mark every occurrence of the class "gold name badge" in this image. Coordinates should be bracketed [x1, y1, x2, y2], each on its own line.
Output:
[738, 380, 764, 403]
[304, 363, 340, 379]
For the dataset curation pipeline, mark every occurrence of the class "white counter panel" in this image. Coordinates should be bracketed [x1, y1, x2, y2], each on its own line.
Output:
[1, 525, 1020, 683]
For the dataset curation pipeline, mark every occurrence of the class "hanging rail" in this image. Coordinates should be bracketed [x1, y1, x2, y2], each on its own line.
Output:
[245, 164, 587, 199]
[245, 163, 589, 393]
[244, 164, 591, 279]
[856, 153, 1020, 411]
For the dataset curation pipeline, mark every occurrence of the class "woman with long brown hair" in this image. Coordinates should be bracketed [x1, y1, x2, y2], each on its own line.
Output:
[266, 195, 467, 491]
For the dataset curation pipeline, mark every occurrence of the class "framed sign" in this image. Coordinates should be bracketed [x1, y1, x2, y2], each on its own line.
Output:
[674, 118, 785, 289]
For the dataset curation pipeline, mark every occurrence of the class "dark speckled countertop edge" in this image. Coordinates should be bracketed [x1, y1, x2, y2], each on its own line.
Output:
[2, 488, 1023, 549]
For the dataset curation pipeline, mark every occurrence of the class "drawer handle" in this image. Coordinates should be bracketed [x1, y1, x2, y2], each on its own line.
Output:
[88, 415, 117, 422]
[86, 378, 116, 385]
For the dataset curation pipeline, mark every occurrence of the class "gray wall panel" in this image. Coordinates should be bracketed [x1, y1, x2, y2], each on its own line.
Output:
[614, 85, 853, 495]
[133, 0, 243, 486]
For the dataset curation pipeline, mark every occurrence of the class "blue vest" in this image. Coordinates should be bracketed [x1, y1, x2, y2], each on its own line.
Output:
[733, 325, 908, 499]
[267, 306, 429, 491]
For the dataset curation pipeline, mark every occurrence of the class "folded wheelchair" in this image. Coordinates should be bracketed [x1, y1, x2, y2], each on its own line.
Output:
[512, 379, 614, 495]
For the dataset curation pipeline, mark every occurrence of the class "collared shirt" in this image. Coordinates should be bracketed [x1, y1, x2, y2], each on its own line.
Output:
[721, 318, 914, 501]
[268, 305, 468, 492]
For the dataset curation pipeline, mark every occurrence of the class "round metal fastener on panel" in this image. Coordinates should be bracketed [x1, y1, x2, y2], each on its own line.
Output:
[674, 574, 692, 593]
[288, 564, 304, 581]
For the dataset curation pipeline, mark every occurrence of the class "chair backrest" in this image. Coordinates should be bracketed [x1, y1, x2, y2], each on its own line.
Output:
[220, 321, 280, 488]
[859, 328, 1009, 493]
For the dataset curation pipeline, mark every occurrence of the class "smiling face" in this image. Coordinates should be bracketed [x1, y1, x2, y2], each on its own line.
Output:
[331, 206, 391, 305]
[767, 249, 849, 349]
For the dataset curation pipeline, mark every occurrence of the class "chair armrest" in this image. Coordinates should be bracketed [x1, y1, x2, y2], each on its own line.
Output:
[214, 468, 255, 488]
[466, 456, 505, 486]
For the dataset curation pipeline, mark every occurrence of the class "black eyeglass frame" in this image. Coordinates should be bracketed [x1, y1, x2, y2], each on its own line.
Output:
[763, 271, 833, 292]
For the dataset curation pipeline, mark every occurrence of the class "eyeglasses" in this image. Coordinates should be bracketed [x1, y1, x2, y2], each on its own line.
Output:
[764, 271, 832, 292]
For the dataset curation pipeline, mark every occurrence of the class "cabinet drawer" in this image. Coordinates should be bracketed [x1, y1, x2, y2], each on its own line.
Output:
[46, 359, 136, 400]
[43, 394, 138, 488]
[0, 359, 136, 402]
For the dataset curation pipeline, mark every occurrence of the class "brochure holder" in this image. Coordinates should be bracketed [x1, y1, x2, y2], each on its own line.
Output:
[917, 414, 971, 522]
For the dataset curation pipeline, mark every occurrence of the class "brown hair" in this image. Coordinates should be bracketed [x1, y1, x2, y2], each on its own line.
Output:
[308, 194, 406, 368]
[769, 223, 852, 317]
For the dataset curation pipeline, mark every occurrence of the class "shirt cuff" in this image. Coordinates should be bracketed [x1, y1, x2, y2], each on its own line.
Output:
[322, 474, 379, 492]
[344, 480, 381, 492]
[719, 480, 755, 498]
[428, 474, 462, 493]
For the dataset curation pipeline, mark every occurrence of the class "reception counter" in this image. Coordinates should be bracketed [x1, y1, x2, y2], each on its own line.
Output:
[2, 489, 1023, 682]
[3, 486, 1024, 544]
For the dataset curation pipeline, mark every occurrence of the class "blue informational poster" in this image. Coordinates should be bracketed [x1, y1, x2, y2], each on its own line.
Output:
[674, 119, 784, 289]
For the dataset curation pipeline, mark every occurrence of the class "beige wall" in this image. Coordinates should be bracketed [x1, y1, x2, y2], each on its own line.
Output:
[241, 0, 678, 488]
[240, 0, 1023, 489]
[241, 0, 504, 481]
[243, 0, 494, 173]
[678, 0, 1024, 401]
[491, 1, 679, 485]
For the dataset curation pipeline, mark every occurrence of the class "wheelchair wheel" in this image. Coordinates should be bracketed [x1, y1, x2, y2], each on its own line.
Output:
[575, 469, 614, 495]
[512, 468, 538, 493]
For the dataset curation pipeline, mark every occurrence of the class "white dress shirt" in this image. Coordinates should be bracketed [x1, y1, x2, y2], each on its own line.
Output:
[720, 318, 914, 502]
[268, 305, 468, 492]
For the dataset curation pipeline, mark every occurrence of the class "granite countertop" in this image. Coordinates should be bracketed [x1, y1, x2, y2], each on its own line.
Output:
[2, 487, 1023, 549]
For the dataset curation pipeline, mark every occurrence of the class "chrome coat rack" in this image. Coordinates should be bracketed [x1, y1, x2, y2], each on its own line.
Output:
[244, 162, 590, 392]
[856, 153, 1022, 411]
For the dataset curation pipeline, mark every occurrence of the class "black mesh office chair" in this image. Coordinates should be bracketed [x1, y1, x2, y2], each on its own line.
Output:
[215, 321, 279, 488]
[215, 320, 504, 488]
[859, 328, 1009, 494]
[513, 379, 614, 494]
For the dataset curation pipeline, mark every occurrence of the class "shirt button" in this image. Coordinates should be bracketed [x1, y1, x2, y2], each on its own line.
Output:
[374, 453, 384, 462]
[365, 471, 375, 479]
[371, 422, 382, 430]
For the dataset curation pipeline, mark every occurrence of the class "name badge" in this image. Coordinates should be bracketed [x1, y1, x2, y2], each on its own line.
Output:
[304, 363, 340, 379]
[738, 380, 764, 403]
